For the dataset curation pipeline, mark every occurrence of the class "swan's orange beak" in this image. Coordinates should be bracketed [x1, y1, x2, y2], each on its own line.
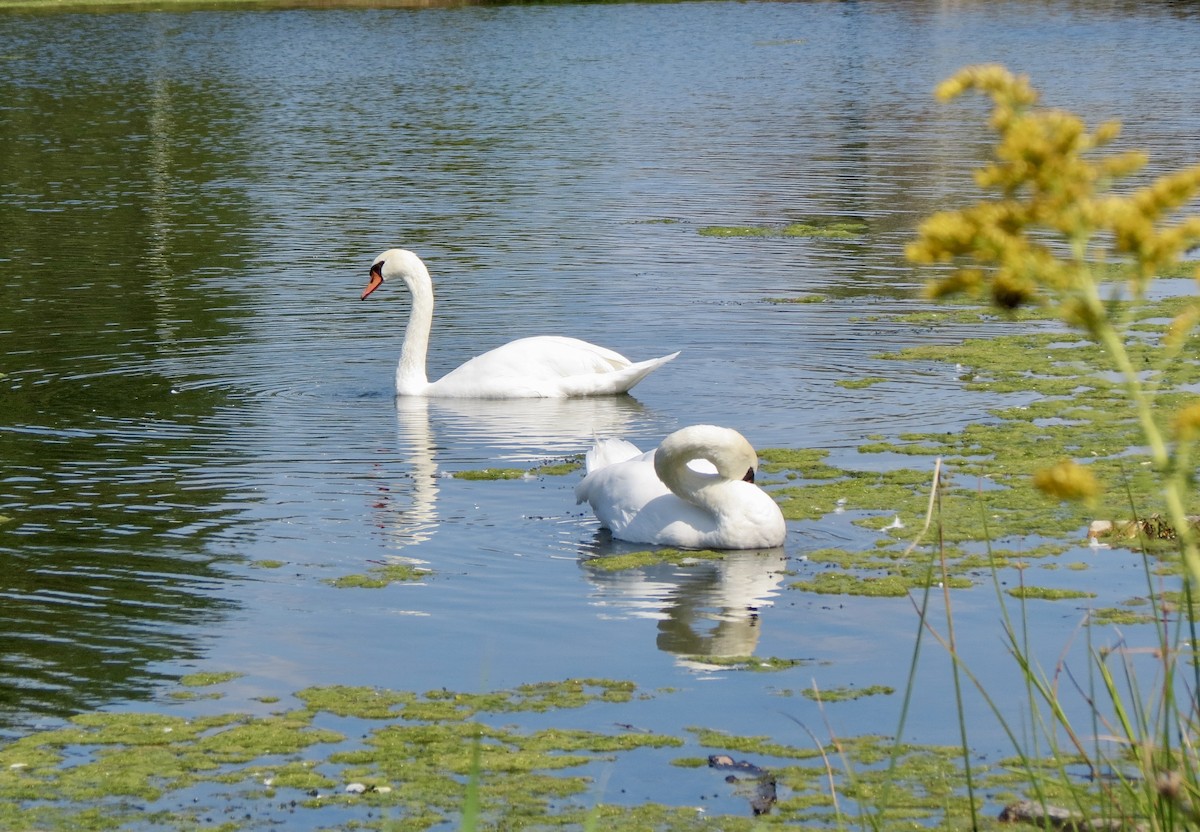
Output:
[361, 265, 384, 300]
[743, 468, 756, 483]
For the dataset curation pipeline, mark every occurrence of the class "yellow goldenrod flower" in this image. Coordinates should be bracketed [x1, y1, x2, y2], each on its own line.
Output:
[912, 68, 1200, 314]
[1164, 307, 1199, 353]
[1174, 401, 1200, 441]
[1033, 460, 1100, 503]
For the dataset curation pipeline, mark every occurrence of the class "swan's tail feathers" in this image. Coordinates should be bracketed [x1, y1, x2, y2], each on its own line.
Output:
[576, 436, 643, 505]
[622, 350, 680, 391]
[563, 350, 680, 397]
[584, 437, 643, 473]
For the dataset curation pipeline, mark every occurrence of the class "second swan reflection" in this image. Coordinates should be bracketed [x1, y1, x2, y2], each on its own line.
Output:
[575, 425, 787, 550]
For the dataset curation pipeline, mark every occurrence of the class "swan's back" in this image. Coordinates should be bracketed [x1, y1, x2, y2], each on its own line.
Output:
[584, 436, 644, 473]
[430, 337, 678, 398]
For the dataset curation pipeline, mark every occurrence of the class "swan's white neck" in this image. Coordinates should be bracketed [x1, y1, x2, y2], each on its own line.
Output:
[396, 261, 435, 396]
[656, 454, 716, 505]
[653, 426, 755, 512]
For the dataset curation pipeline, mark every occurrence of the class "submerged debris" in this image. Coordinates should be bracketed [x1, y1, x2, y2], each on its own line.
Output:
[998, 799, 1127, 831]
[707, 754, 777, 815]
[1088, 515, 1200, 541]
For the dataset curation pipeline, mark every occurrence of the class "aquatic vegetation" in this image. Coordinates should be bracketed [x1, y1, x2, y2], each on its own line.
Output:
[698, 218, 867, 239]
[758, 447, 842, 480]
[0, 678, 686, 831]
[1087, 605, 1157, 626]
[180, 671, 243, 687]
[583, 547, 729, 572]
[531, 459, 584, 477]
[1005, 586, 1096, 601]
[698, 224, 774, 237]
[771, 292, 1200, 565]
[0, 675, 1013, 831]
[765, 294, 827, 304]
[452, 467, 529, 480]
[686, 726, 826, 761]
[792, 572, 967, 597]
[781, 221, 867, 238]
[834, 376, 890, 389]
[294, 685, 417, 718]
[453, 458, 581, 480]
[800, 684, 894, 702]
[679, 655, 807, 672]
[325, 559, 429, 588]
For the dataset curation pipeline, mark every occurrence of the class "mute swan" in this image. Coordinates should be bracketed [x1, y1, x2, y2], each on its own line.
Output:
[362, 249, 679, 398]
[575, 425, 787, 549]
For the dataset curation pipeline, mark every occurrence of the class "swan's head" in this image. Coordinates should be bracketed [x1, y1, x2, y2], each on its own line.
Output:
[715, 428, 760, 484]
[362, 248, 427, 300]
[656, 425, 761, 486]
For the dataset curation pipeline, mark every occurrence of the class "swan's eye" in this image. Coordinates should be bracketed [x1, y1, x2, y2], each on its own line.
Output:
[743, 468, 755, 483]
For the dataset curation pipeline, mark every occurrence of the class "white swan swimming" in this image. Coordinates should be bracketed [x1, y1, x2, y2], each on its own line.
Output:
[574, 425, 787, 549]
[362, 249, 679, 398]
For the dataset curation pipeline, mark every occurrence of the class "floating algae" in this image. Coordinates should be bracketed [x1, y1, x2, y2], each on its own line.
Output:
[698, 219, 868, 239]
[766, 295, 1200, 599]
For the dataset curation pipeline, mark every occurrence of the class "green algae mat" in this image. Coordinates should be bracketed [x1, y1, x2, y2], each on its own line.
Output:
[757, 294, 1200, 612]
[0, 673, 1047, 831]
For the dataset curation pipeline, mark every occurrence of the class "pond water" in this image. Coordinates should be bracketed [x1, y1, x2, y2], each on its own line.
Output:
[2, 0, 1200, 821]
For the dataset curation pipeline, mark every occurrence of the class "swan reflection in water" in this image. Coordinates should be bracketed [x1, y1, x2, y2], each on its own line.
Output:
[423, 394, 653, 462]
[581, 544, 789, 665]
[369, 397, 441, 550]
[372, 395, 658, 549]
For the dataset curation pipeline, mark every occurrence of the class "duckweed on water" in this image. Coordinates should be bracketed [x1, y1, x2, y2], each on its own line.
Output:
[454, 458, 581, 480]
[765, 294, 827, 304]
[799, 684, 895, 702]
[835, 376, 890, 389]
[698, 219, 868, 239]
[758, 447, 842, 480]
[1006, 586, 1097, 601]
[0, 679, 681, 831]
[294, 685, 417, 718]
[452, 467, 529, 480]
[680, 655, 808, 672]
[5, 676, 1019, 831]
[533, 459, 584, 477]
[1088, 605, 1157, 626]
[325, 560, 429, 589]
[686, 727, 826, 761]
[793, 572, 941, 598]
[166, 689, 222, 702]
[585, 547, 729, 572]
[762, 295, 1200, 600]
[0, 672, 1106, 830]
[180, 671, 244, 688]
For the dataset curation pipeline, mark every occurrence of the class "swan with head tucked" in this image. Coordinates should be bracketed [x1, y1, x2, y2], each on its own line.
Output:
[362, 249, 679, 398]
[575, 425, 787, 549]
